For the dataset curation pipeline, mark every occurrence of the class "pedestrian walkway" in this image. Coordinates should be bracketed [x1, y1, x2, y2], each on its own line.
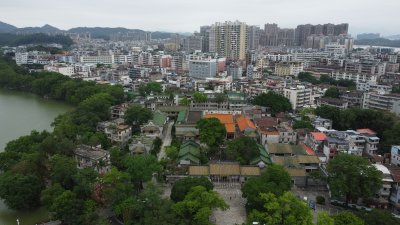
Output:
[211, 182, 246, 225]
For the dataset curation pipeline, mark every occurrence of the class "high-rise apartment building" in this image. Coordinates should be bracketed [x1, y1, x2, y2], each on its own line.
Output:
[295, 23, 349, 46]
[200, 26, 211, 53]
[182, 34, 203, 53]
[261, 23, 295, 47]
[208, 21, 247, 60]
[247, 25, 261, 50]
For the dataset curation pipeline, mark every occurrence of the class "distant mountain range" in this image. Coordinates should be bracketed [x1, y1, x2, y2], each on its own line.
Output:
[0, 21, 190, 39]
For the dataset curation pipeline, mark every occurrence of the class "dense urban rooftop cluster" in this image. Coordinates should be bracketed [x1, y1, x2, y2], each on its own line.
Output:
[1, 20, 400, 225]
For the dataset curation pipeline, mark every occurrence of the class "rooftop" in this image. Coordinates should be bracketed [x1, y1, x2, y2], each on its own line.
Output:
[310, 132, 328, 141]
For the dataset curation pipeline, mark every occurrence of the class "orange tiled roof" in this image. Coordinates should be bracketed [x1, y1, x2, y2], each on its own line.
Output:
[356, 128, 376, 135]
[310, 132, 327, 141]
[205, 114, 234, 124]
[302, 144, 316, 156]
[205, 114, 235, 133]
[236, 115, 256, 132]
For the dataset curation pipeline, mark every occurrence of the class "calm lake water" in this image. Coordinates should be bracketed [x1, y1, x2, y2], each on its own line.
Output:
[0, 89, 73, 225]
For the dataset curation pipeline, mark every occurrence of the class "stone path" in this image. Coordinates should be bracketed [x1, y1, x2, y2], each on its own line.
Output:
[211, 183, 247, 225]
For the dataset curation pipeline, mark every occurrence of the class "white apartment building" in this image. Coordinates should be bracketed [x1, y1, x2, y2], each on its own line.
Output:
[357, 81, 392, 93]
[283, 85, 312, 109]
[324, 43, 346, 56]
[265, 53, 293, 62]
[188, 59, 217, 79]
[363, 92, 400, 116]
[330, 72, 378, 83]
[292, 52, 330, 61]
[80, 55, 115, 64]
[15, 52, 28, 65]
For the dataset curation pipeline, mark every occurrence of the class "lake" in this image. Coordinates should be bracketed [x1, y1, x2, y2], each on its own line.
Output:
[0, 89, 73, 225]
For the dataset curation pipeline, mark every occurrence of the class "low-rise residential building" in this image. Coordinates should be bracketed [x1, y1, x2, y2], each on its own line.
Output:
[274, 61, 304, 76]
[312, 117, 332, 129]
[371, 164, 393, 209]
[73, 145, 110, 173]
[316, 97, 348, 109]
[391, 145, 400, 167]
[388, 166, 400, 214]
[97, 119, 132, 145]
[305, 132, 327, 152]
[357, 128, 380, 155]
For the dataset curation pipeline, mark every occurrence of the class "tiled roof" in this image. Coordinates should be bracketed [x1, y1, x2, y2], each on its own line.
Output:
[310, 132, 328, 141]
[236, 115, 257, 132]
[356, 128, 377, 135]
[205, 114, 234, 124]
[205, 113, 236, 133]
[387, 165, 400, 183]
[254, 117, 278, 128]
[302, 144, 316, 156]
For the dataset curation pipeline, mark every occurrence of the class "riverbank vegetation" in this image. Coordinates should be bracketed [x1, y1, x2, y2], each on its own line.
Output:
[0, 55, 228, 225]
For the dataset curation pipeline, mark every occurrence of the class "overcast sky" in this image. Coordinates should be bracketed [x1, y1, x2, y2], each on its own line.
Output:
[1, 0, 399, 36]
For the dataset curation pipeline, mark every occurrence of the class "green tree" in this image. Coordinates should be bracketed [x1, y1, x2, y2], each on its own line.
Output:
[333, 211, 364, 225]
[124, 105, 153, 126]
[0, 172, 43, 210]
[193, 92, 208, 103]
[356, 209, 400, 225]
[49, 154, 78, 190]
[165, 145, 179, 161]
[171, 176, 214, 202]
[292, 120, 314, 130]
[252, 92, 292, 114]
[317, 212, 334, 225]
[124, 155, 162, 190]
[139, 82, 162, 96]
[49, 190, 84, 225]
[100, 168, 134, 207]
[179, 96, 190, 106]
[196, 118, 226, 147]
[327, 154, 382, 205]
[242, 164, 292, 211]
[214, 93, 227, 104]
[226, 137, 260, 164]
[324, 87, 340, 98]
[173, 186, 228, 225]
[246, 192, 313, 225]
[298, 72, 320, 84]
[41, 183, 65, 209]
[150, 137, 163, 156]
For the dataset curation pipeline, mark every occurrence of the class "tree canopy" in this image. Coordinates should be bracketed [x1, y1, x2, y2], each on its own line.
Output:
[246, 192, 313, 225]
[139, 82, 162, 96]
[332, 211, 364, 225]
[173, 186, 228, 225]
[324, 87, 340, 98]
[252, 92, 292, 114]
[171, 176, 214, 202]
[124, 105, 153, 127]
[0, 172, 43, 210]
[242, 164, 292, 211]
[226, 137, 260, 164]
[193, 92, 208, 103]
[327, 154, 382, 204]
[196, 118, 226, 147]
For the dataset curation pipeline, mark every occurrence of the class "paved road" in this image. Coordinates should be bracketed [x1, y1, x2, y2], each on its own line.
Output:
[211, 183, 247, 225]
[158, 121, 174, 161]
